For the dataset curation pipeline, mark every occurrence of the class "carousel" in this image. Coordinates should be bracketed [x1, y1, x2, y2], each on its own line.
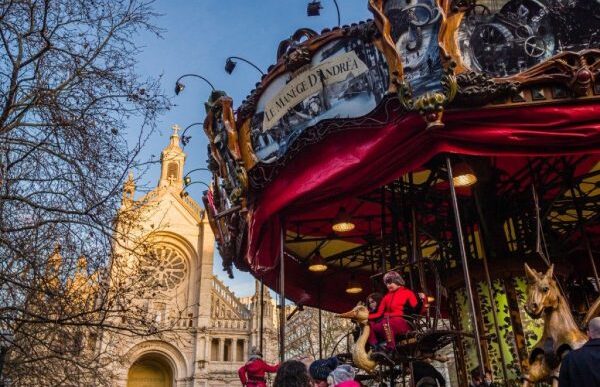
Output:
[197, 0, 600, 385]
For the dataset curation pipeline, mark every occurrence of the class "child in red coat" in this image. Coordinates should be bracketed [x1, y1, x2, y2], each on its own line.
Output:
[368, 271, 425, 351]
[238, 347, 279, 387]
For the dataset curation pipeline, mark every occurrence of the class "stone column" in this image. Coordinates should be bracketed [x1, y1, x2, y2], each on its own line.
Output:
[243, 339, 248, 361]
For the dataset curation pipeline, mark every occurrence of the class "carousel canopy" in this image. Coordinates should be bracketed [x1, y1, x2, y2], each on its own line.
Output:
[201, 0, 600, 312]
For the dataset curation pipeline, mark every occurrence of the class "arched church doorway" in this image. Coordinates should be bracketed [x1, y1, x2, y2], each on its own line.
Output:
[127, 353, 174, 387]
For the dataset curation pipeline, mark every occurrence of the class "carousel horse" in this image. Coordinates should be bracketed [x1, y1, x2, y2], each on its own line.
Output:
[338, 302, 378, 373]
[522, 263, 600, 387]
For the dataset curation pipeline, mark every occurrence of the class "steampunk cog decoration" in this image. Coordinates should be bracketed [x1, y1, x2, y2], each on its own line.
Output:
[458, 0, 600, 76]
[140, 246, 187, 291]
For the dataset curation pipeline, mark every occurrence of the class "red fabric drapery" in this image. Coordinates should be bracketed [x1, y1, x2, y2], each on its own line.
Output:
[245, 102, 600, 312]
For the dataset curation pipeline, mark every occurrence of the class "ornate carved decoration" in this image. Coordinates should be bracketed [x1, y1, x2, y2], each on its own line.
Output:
[398, 65, 458, 129]
[450, 50, 600, 108]
[238, 118, 257, 171]
[368, 0, 458, 128]
[276, 28, 318, 60]
[346, 20, 380, 41]
[453, 71, 520, 106]
[506, 50, 600, 97]
[368, 0, 405, 93]
[204, 92, 248, 206]
[282, 47, 312, 73]
[450, 0, 476, 12]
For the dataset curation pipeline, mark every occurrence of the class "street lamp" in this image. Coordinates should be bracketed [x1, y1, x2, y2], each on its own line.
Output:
[180, 180, 211, 198]
[174, 74, 215, 95]
[183, 168, 211, 187]
[180, 122, 203, 147]
[224, 56, 265, 76]
[307, 0, 340, 26]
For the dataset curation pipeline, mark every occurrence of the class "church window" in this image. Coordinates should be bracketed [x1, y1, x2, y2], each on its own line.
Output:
[139, 245, 187, 291]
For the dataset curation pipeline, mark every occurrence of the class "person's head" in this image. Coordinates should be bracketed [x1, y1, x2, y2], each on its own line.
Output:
[249, 346, 262, 359]
[470, 368, 483, 386]
[588, 317, 600, 339]
[309, 357, 338, 386]
[327, 364, 356, 386]
[383, 271, 405, 292]
[484, 368, 493, 384]
[366, 292, 383, 312]
[273, 360, 312, 387]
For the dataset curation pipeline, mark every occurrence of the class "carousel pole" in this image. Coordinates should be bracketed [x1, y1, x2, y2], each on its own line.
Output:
[446, 157, 485, 379]
[259, 276, 265, 354]
[318, 284, 323, 359]
[279, 219, 286, 363]
[381, 186, 387, 274]
[473, 190, 510, 386]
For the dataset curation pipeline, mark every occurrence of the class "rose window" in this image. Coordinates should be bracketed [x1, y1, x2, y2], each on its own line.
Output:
[141, 246, 187, 290]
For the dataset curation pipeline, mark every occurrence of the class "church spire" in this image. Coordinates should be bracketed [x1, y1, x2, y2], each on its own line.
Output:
[122, 171, 135, 207]
[158, 125, 186, 189]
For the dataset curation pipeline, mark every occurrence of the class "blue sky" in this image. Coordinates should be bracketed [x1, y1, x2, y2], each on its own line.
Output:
[131, 0, 371, 296]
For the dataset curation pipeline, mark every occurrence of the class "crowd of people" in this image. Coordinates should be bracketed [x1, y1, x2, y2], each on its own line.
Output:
[239, 351, 441, 387]
[238, 350, 362, 387]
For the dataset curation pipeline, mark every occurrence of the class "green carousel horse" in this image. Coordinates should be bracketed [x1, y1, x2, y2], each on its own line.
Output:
[522, 263, 600, 387]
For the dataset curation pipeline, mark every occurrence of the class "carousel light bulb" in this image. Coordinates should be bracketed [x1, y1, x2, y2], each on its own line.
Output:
[332, 207, 355, 233]
[345, 278, 363, 294]
[308, 251, 327, 272]
[452, 162, 477, 187]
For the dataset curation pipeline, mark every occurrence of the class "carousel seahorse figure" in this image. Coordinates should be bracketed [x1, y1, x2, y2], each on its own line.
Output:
[338, 303, 378, 374]
[522, 263, 600, 387]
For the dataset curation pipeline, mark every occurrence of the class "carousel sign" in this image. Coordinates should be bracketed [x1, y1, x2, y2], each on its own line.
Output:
[251, 36, 388, 163]
[263, 51, 369, 131]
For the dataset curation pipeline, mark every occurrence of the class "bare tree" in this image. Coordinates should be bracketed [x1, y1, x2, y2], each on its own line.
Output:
[0, 0, 171, 385]
[286, 307, 352, 361]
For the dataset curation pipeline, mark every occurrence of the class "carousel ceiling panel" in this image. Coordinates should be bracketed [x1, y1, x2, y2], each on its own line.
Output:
[284, 232, 361, 261]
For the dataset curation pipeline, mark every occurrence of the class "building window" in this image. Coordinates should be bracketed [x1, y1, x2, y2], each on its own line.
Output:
[211, 338, 219, 361]
[236, 339, 245, 362]
[224, 339, 232, 361]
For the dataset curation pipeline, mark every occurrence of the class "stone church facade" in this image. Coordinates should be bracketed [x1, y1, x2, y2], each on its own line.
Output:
[100, 127, 278, 387]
